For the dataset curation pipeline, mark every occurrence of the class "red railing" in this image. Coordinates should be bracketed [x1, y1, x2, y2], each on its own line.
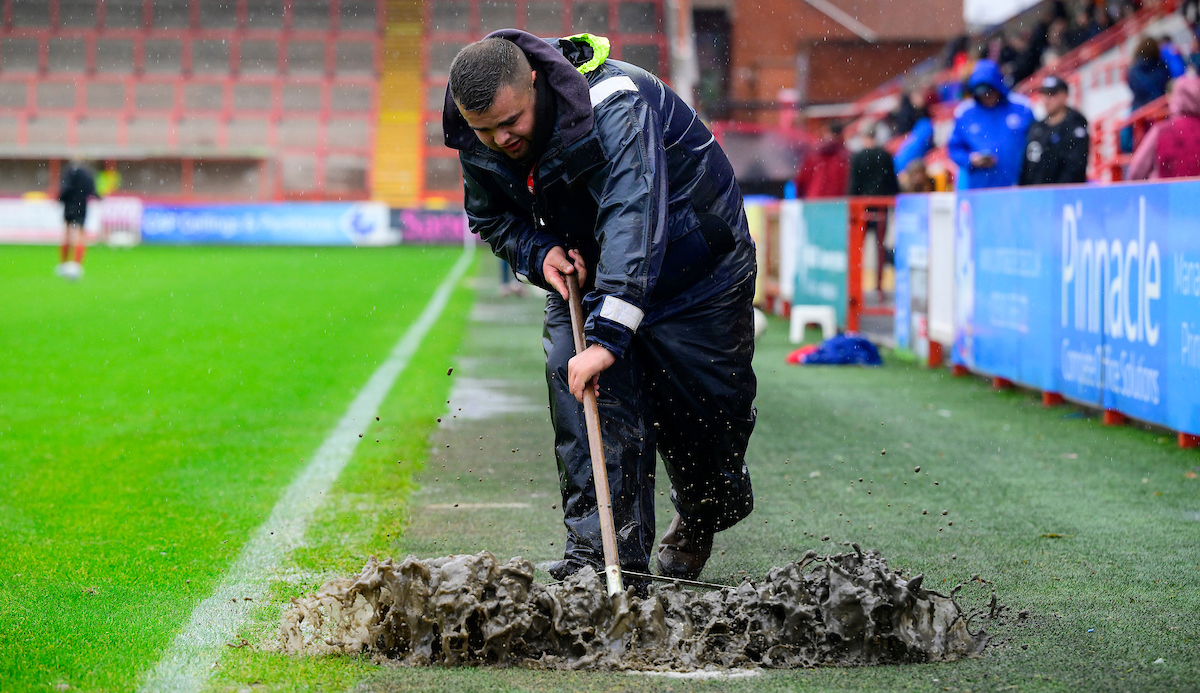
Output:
[1090, 94, 1170, 181]
[847, 197, 895, 332]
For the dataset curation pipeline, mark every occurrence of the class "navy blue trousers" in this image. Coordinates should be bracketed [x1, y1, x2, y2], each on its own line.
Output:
[543, 278, 757, 574]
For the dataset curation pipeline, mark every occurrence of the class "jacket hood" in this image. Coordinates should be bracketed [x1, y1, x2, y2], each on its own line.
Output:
[1170, 75, 1200, 117]
[966, 60, 1010, 99]
[443, 29, 595, 152]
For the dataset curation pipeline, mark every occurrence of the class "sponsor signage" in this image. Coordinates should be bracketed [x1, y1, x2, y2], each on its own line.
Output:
[899, 180, 1200, 435]
[792, 199, 849, 329]
[141, 202, 395, 246]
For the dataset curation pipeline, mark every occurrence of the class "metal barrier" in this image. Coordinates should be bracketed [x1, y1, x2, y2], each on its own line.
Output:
[847, 196, 896, 332]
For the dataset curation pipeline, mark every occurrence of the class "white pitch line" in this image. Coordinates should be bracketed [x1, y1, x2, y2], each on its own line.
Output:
[138, 245, 474, 693]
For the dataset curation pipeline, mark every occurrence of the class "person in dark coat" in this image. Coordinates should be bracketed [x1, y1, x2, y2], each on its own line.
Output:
[848, 124, 899, 299]
[1128, 37, 1171, 109]
[1021, 75, 1090, 185]
[444, 32, 758, 584]
[56, 160, 99, 280]
[1123, 36, 1171, 152]
[848, 126, 900, 198]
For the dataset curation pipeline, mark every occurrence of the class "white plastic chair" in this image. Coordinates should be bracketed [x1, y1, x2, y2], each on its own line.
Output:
[789, 305, 837, 343]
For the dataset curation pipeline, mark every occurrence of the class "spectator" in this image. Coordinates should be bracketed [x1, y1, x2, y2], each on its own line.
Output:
[948, 60, 1036, 189]
[795, 121, 849, 199]
[1124, 37, 1171, 151]
[848, 124, 899, 300]
[892, 90, 933, 137]
[1042, 17, 1071, 66]
[849, 125, 900, 197]
[1159, 35, 1188, 78]
[893, 94, 935, 173]
[1009, 21, 1050, 86]
[1129, 37, 1171, 109]
[899, 159, 935, 193]
[944, 35, 971, 71]
[1021, 75, 1090, 185]
[1128, 74, 1200, 179]
[1066, 5, 1102, 49]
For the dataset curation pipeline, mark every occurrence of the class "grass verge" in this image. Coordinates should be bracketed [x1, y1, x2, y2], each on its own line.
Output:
[0, 244, 468, 692]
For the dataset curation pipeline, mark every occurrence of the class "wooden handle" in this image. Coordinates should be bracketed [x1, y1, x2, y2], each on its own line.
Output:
[565, 272, 623, 597]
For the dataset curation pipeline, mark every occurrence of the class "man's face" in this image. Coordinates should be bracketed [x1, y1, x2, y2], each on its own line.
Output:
[975, 87, 1001, 108]
[1043, 89, 1068, 116]
[458, 71, 538, 161]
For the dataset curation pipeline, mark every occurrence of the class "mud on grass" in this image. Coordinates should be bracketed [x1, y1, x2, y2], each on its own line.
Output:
[282, 547, 996, 670]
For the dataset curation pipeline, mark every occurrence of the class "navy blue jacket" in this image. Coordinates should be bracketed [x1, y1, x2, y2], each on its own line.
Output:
[947, 60, 1035, 189]
[443, 31, 754, 359]
[1128, 58, 1171, 111]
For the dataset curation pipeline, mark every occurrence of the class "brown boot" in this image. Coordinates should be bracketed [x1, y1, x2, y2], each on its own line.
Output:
[655, 515, 713, 580]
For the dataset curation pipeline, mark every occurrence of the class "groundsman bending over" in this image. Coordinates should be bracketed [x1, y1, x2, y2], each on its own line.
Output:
[444, 30, 758, 583]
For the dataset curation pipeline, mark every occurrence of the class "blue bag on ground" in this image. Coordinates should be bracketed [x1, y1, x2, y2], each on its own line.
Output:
[802, 334, 883, 366]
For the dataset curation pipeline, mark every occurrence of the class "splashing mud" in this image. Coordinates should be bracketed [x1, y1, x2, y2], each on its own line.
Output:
[281, 547, 992, 670]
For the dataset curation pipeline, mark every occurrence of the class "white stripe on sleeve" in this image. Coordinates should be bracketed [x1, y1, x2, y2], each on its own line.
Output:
[599, 296, 645, 331]
[589, 76, 638, 108]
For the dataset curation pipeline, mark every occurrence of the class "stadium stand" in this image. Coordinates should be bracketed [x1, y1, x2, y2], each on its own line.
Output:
[829, 0, 1197, 187]
[0, 0, 381, 201]
[419, 0, 669, 202]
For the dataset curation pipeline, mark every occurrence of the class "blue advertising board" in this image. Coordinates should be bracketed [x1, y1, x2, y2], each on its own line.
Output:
[141, 202, 395, 246]
[955, 187, 1059, 392]
[893, 194, 929, 353]
[938, 180, 1200, 435]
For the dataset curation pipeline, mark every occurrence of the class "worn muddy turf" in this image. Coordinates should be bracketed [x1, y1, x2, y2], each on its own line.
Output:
[215, 267, 1199, 692]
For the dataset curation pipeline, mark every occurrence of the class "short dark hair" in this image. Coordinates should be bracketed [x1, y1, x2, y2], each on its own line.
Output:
[449, 38, 532, 112]
[1133, 36, 1161, 65]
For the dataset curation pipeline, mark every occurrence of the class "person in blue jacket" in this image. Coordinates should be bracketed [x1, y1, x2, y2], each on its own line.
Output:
[947, 60, 1035, 189]
[893, 115, 935, 174]
[1159, 36, 1187, 79]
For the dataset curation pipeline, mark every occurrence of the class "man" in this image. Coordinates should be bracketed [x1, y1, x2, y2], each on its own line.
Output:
[948, 60, 1035, 189]
[444, 32, 757, 583]
[1021, 75, 1089, 186]
[56, 160, 99, 280]
[848, 123, 900, 198]
[796, 121, 850, 198]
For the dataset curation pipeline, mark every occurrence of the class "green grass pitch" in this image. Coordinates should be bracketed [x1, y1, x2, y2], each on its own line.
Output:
[0, 245, 473, 692]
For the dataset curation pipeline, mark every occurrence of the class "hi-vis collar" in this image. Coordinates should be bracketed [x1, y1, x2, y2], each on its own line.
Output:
[564, 33, 610, 74]
[563, 33, 638, 108]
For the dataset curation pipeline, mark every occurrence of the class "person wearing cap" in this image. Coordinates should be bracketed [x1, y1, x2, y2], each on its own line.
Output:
[947, 60, 1035, 189]
[1021, 75, 1090, 186]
